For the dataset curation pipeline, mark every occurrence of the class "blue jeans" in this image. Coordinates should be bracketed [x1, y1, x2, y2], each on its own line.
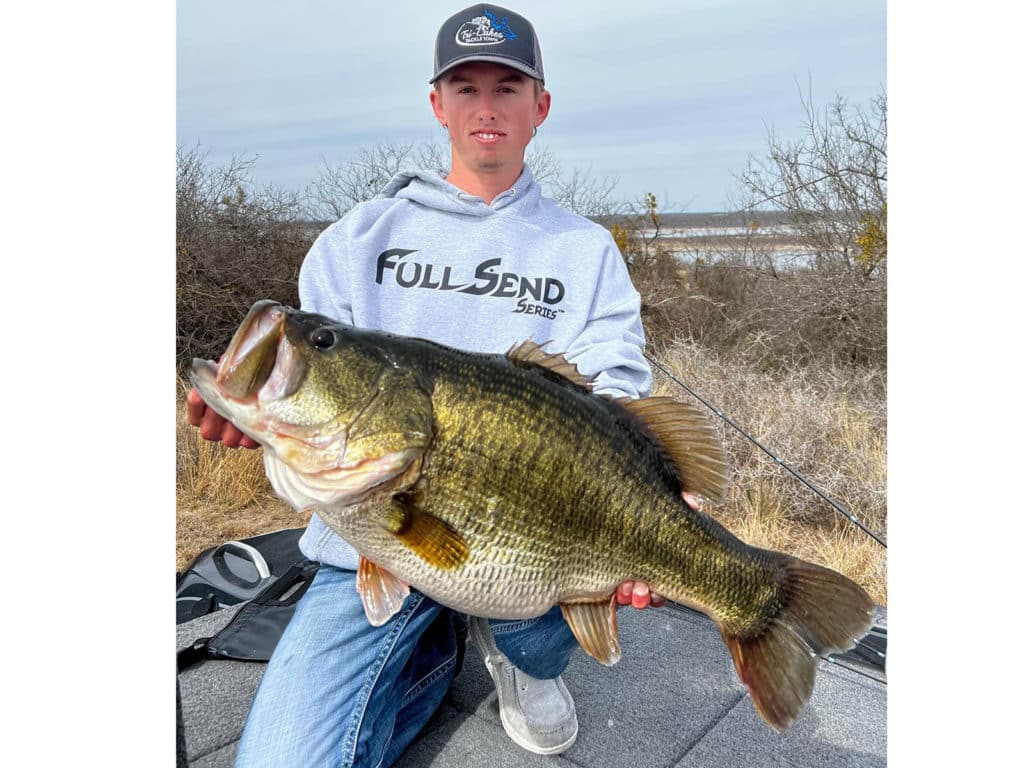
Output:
[235, 565, 578, 768]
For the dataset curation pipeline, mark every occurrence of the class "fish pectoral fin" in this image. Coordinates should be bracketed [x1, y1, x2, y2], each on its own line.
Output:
[356, 555, 410, 626]
[560, 595, 621, 666]
[384, 496, 470, 570]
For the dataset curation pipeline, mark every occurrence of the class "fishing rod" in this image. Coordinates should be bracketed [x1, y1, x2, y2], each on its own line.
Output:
[645, 353, 888, 549]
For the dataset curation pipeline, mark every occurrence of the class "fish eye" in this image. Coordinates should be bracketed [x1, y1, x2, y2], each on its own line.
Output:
[311, 328, 337, 349]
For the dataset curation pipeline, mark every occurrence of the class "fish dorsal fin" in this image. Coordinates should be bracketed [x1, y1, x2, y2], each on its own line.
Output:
[506, 340, 594, 392]
[356, 555, 410, 626]
[560, 596, 622, 666]
[616, 397, 731, 503]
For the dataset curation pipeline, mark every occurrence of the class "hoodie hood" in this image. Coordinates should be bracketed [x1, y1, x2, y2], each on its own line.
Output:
[379, 165, 540, 217]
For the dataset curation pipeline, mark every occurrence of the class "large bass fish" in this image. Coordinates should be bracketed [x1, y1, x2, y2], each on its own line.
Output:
[189, 300, 874, 730]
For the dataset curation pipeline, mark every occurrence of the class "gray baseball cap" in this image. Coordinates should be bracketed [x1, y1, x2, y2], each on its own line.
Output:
[430, 5, 544, 85]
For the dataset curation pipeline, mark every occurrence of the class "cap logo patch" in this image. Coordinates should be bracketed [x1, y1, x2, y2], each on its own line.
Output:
[456, 9, 518, 46]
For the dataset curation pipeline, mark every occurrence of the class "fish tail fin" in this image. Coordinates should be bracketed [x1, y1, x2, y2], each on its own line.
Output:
[722, 556, 875, 731]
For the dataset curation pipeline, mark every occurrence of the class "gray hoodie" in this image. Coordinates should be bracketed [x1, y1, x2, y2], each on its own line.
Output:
[297, 165, 651, 570]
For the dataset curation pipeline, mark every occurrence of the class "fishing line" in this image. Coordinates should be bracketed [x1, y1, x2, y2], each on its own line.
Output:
[644, 353, 888, 549]
[823, 655, 886, 685]
[668, 603, 887, 683]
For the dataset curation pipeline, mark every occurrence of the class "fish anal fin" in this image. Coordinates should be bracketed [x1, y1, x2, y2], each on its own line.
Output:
[616, 396, 731, 502]
[506, 340, 594, 392]
[720, 555, 875, 730]
[356, 555, 410, 626]
[386, 496, 470, 570]
[560, 595, 621, 666]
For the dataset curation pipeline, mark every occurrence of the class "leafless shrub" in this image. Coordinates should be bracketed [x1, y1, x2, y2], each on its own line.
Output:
[415, 140, 450, 175]
[526, 145, 621, 218]
[551, 165, 620, 218]
[680, 258, 887, 369]
[739, 85, 887, 277]
[666, 88, 888, 369]
[524, 143, 559, 187]
[308, 141, 436, 221]
[176, 144, 313, 369]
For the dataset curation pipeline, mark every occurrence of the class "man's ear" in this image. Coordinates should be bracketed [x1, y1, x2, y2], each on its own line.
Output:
[534, 89, 551, 129]
[430, 88, 446, 125]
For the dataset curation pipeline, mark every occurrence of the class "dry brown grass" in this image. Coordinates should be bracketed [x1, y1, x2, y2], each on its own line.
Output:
[175, 381, 308, 571]
[651, 341, 887, 604]
[175, 345, 887, 604]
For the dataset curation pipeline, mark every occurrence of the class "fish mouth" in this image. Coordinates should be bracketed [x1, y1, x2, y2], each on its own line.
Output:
[190, 299, 288, 403]
[216, 300, 288, 400]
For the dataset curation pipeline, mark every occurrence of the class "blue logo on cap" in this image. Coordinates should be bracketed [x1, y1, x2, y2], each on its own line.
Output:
[484, 9, 517, 40]
[456, 9, 519, 46]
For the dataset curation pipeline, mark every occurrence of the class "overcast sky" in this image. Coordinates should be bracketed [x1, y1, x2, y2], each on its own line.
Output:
[177, 0, 885, 212]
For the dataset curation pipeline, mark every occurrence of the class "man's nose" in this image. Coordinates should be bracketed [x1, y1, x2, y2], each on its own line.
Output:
[476, 93, 498, 120]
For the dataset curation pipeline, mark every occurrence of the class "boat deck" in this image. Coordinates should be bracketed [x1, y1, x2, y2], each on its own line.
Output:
[176, 599, 886, 767]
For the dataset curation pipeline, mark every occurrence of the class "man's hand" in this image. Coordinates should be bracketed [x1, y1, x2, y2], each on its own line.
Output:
[187, 388, 260, 449]
[615, 491, 703, 610]
[616, 580, 666, 609]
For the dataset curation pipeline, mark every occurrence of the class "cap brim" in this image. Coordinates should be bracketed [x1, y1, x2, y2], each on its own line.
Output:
[429, 55, 543, 85]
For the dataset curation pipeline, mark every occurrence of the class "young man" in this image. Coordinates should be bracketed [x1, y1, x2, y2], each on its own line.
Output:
[189, 5, 685, 766]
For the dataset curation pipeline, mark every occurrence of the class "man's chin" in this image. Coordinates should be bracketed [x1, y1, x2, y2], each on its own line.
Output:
[471, 151, 518, 173]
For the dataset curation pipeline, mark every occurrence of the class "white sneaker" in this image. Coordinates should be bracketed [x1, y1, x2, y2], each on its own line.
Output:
[468, 616, 579, 755]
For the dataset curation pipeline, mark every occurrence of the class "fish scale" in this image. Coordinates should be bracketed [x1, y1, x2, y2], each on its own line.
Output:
[398, 359, 770, 628]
